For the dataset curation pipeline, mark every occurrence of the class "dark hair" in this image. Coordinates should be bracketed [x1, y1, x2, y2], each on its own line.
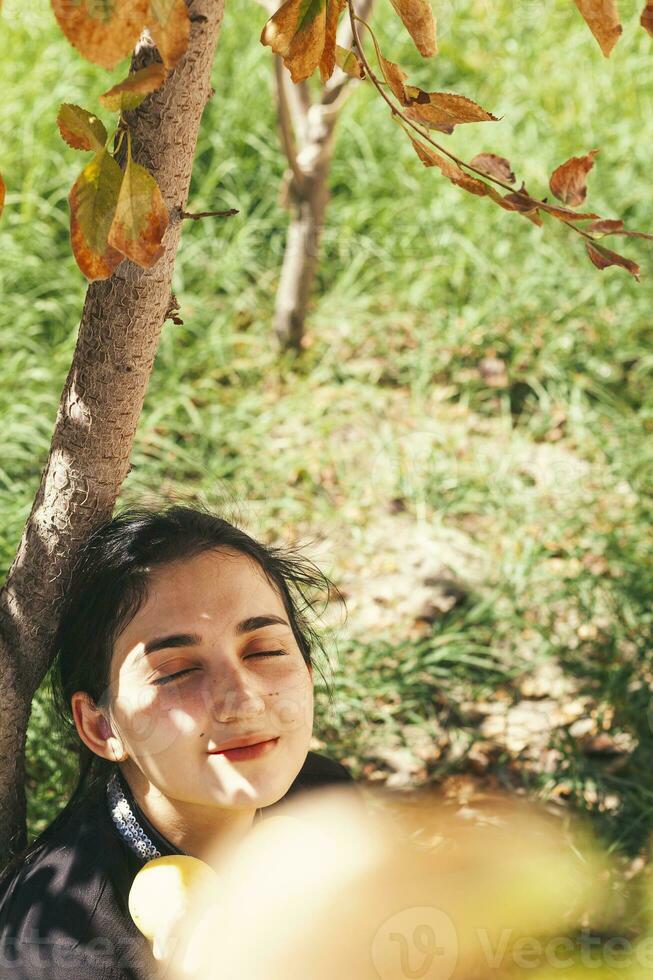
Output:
[2, 504, 341, 879]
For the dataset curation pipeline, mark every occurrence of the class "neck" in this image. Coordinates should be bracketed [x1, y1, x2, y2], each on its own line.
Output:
[119, 763, 257, 868]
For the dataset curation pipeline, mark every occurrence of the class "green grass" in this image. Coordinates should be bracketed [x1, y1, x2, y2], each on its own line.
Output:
[1, 0, 652, 855]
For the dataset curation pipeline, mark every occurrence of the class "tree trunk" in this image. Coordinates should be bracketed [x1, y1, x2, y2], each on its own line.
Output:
[273, 0, 373, 352]
[0, 0, 225, 865]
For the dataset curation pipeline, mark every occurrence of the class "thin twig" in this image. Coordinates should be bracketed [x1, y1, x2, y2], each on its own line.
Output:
[181, 208, 239, 220]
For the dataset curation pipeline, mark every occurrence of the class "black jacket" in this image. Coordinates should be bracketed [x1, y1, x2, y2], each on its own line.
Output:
[0, 752, 354, 979]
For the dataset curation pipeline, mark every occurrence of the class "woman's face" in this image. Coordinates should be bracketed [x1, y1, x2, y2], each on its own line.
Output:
[107, 548, 314, 810]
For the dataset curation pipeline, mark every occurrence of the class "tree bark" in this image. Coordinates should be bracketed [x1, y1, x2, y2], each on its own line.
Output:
[0, 0, 225, 865]
[272, 0, 373, 352]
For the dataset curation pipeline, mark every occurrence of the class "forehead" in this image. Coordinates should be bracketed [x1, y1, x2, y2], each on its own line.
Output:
[115, 549, 285, 654]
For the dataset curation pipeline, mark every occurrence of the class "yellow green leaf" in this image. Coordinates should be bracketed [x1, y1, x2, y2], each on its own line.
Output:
[388, 0, 437, 57]
[51, 0, 150, 70]
[68, 148, 124, 281]
[261, 0, 327, 83]
[108, 152, 168, 268]
[0, 172, 5, 221]
[335, 44, 364, 78]
[57, 104, 107, 152]
[100, 63, 168, 112]
[147, 0, 190, 69]
[573, 0, 622, 56]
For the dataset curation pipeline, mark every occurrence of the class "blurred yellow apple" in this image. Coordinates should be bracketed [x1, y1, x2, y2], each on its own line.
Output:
[128, 854, 219, 961]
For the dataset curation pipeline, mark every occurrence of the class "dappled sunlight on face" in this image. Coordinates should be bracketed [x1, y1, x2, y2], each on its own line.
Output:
[105, 548, 314, 810]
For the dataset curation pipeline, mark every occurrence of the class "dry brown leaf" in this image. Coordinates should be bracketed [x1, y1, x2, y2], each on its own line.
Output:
[319, 0, 346, 82]
[587, 217, 653, 241]
[407, 134, 546, 225]
[500, 185, 541, 211]
[642, 0, 653, 36]
[407, 134, 505, 200]
[470, 152, 515, 184]
[585, 240, 640, 280]
[261, 0, 327, 83]
[148, 0, 191, 69]
[549, 149, 598, 207]
[539, 203, 600, 221]
[496, 184, 544, 226]
[388, 0, 437, 57]
[404, 91, 499, 132]
[380, 55, 498, 133]
[379, 54, 410, 103]
[407, 134, 461, 176]
[454, 172, 495, 198]
[573, 0, 622, 56]
[51, 0, 149, 70]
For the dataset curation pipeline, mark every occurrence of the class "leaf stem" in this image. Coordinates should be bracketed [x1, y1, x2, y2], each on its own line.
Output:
[113, 124, 127, 158]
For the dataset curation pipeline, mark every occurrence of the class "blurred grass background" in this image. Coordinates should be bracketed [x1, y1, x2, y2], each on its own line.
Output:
[0, 0, 652, 859]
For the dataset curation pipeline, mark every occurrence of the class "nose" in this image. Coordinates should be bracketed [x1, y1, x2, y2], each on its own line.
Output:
[207, 664, 266, 724]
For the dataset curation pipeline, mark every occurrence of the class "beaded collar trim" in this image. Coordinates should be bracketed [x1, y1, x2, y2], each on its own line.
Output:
[107, 769, 265, 862]
[106, 770, 163, 861]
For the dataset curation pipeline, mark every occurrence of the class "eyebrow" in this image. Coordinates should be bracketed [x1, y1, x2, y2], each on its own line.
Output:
[134, 615, 291, 662]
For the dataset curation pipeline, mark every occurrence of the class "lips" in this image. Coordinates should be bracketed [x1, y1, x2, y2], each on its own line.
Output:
[208, 732, 277, 753]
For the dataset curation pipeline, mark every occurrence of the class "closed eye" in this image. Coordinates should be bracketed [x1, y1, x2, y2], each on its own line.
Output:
[152, 668, 198, 686]
[152, 651, 287, 686]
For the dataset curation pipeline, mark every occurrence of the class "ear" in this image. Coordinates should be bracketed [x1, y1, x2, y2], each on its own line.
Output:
[70, 691, 128, 763]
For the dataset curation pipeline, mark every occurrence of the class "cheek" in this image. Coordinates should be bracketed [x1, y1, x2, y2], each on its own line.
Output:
[266, 671, 313, 736]
[112, 684, 206, 759]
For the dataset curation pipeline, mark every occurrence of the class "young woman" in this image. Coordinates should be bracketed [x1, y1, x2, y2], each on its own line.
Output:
[0, 505, 355, 979]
